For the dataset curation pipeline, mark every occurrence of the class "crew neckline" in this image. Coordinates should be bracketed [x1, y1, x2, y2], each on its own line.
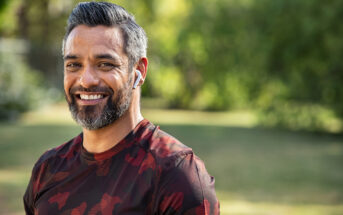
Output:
[80, 119, 150, 161]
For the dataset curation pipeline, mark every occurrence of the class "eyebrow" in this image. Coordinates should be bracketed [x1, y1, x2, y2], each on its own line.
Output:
[63, 55, 79, 60]
[94, 54, 118, 61]
[63, 54, 120, 61]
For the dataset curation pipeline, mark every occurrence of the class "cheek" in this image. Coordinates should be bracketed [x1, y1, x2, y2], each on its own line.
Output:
[64, 73, 76, 95]
[104, 73, 129, 90]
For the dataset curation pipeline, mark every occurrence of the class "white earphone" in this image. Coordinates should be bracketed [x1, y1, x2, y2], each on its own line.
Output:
[133, 70, 142, 89]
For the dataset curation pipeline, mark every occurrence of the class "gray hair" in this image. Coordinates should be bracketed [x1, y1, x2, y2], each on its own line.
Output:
[62, 2, 147, 69]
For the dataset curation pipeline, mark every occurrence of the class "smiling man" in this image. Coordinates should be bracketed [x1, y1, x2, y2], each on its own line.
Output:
[23, 2, 219, 214]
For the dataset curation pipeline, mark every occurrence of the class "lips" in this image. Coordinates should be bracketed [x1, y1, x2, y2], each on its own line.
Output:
[69, 86, 113, 105]
[79, 94, 104, 100]
[73, 93, 109, 106]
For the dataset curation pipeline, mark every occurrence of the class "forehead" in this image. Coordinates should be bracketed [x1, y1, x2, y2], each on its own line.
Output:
[64, 25, 125, 58]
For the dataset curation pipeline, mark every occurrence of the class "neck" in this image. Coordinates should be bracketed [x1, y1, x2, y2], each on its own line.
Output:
[82, 91, 143, 153]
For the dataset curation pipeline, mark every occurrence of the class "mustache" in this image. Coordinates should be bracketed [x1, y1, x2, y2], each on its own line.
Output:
[69, 86, 114, 95]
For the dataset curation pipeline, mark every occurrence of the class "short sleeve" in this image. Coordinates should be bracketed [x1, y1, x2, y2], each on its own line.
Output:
[23, 170, 35, 215]
[154, 153, 219, 215]
[23, 150, 51, 215]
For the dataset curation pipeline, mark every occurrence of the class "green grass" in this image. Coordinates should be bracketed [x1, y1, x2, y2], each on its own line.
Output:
[1, 105, 343, 214]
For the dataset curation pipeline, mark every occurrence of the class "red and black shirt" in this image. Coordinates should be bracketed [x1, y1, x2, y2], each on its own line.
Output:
[24, 119, 219, 214]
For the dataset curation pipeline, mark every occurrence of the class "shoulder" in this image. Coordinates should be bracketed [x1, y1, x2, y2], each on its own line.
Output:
[147, 125, 192, 159]
[142, 124, 193, 169]
[141, 122, 208, 181]
[141, 123, 219, 214]
[32, 134, 82, 173]
[26, 134, 83, 198]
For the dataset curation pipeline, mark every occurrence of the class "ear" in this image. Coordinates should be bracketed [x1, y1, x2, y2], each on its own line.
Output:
[135, 57, 148, 86]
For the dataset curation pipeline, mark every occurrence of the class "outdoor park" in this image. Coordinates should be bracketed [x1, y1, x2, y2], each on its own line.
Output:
[1, 0, 343, 214]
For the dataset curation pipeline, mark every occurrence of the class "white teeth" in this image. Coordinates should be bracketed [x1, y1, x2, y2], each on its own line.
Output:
[80, 94, 103, 100]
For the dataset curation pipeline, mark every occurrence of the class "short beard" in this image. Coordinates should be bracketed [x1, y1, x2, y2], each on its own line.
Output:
[66, 83, 132, 130]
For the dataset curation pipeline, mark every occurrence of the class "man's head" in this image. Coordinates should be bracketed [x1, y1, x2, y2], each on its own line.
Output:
[63, 2, 147, 70]
[63, 2, 148, 130]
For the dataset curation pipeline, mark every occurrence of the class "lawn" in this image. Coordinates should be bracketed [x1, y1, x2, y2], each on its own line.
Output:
[0, 104, 343, 215]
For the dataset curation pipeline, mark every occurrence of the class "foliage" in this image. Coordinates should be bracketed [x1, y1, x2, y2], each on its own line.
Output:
[252, 0, 343, 128]
[257, 101, 342, 132]
[144, 0, 343, 130]
[0, 49, 45, 121]
[1, 0, 343, 130]
[0, 0, 10, 12]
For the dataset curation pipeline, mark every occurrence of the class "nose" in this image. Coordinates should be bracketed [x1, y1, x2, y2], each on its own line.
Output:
[79, 65, 99, 88]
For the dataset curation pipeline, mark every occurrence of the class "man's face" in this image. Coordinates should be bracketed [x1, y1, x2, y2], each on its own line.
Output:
[63, 25, 133, 130]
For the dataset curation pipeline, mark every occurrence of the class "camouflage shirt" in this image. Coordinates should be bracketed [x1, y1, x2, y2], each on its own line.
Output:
[24, 119, 219, 214]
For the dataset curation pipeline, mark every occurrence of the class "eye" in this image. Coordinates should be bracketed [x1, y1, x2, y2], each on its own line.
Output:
[65, 62, 82, 71]
[98, 62, 116, 71]
[66, 62, 81, 67]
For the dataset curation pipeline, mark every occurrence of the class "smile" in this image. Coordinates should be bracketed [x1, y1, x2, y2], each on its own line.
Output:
[74, 93, 109, 105]
[80, 94, 104, 100]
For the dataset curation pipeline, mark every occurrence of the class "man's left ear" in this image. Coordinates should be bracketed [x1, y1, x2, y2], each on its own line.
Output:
[134, 57, 148, 88]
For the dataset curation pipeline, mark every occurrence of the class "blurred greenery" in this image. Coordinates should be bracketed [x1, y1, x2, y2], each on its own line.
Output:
[1, 1, 343, 214]
[0, 105, 343, 214]
[0, 40, 44, 121]
[1, 0, 343, 132]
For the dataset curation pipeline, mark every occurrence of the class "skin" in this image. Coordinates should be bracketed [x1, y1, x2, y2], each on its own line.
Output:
[63, 25, 148, 153]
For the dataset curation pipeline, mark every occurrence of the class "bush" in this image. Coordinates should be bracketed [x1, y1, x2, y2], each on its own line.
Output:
[257, 101, 343, 133]
[0, 51, 45, 121]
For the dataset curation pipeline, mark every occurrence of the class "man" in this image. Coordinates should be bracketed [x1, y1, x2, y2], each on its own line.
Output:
[24, 2, 219, 214]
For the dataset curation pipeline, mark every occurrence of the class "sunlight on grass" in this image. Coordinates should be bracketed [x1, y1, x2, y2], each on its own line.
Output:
[217, 192, 343, 215]
[143, 108, 258, 127]
[0, 169, 29, 186]
[0, 168, 30, 215]
[19, 102, 258, 127]
[221, 200, 343, 215]
[20, 103, 75, 125]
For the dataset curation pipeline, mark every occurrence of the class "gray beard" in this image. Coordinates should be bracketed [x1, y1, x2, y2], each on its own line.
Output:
[66, 84, 132, 130]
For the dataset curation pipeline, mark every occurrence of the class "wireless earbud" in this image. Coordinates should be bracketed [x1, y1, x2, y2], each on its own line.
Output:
[133, 70, 142, 89]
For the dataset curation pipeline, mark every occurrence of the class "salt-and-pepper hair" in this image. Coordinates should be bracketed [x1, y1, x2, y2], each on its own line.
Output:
[62, 2, 147, 69]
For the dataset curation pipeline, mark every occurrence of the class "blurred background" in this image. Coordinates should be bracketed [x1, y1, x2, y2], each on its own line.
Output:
[1, 0, 343, 214]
